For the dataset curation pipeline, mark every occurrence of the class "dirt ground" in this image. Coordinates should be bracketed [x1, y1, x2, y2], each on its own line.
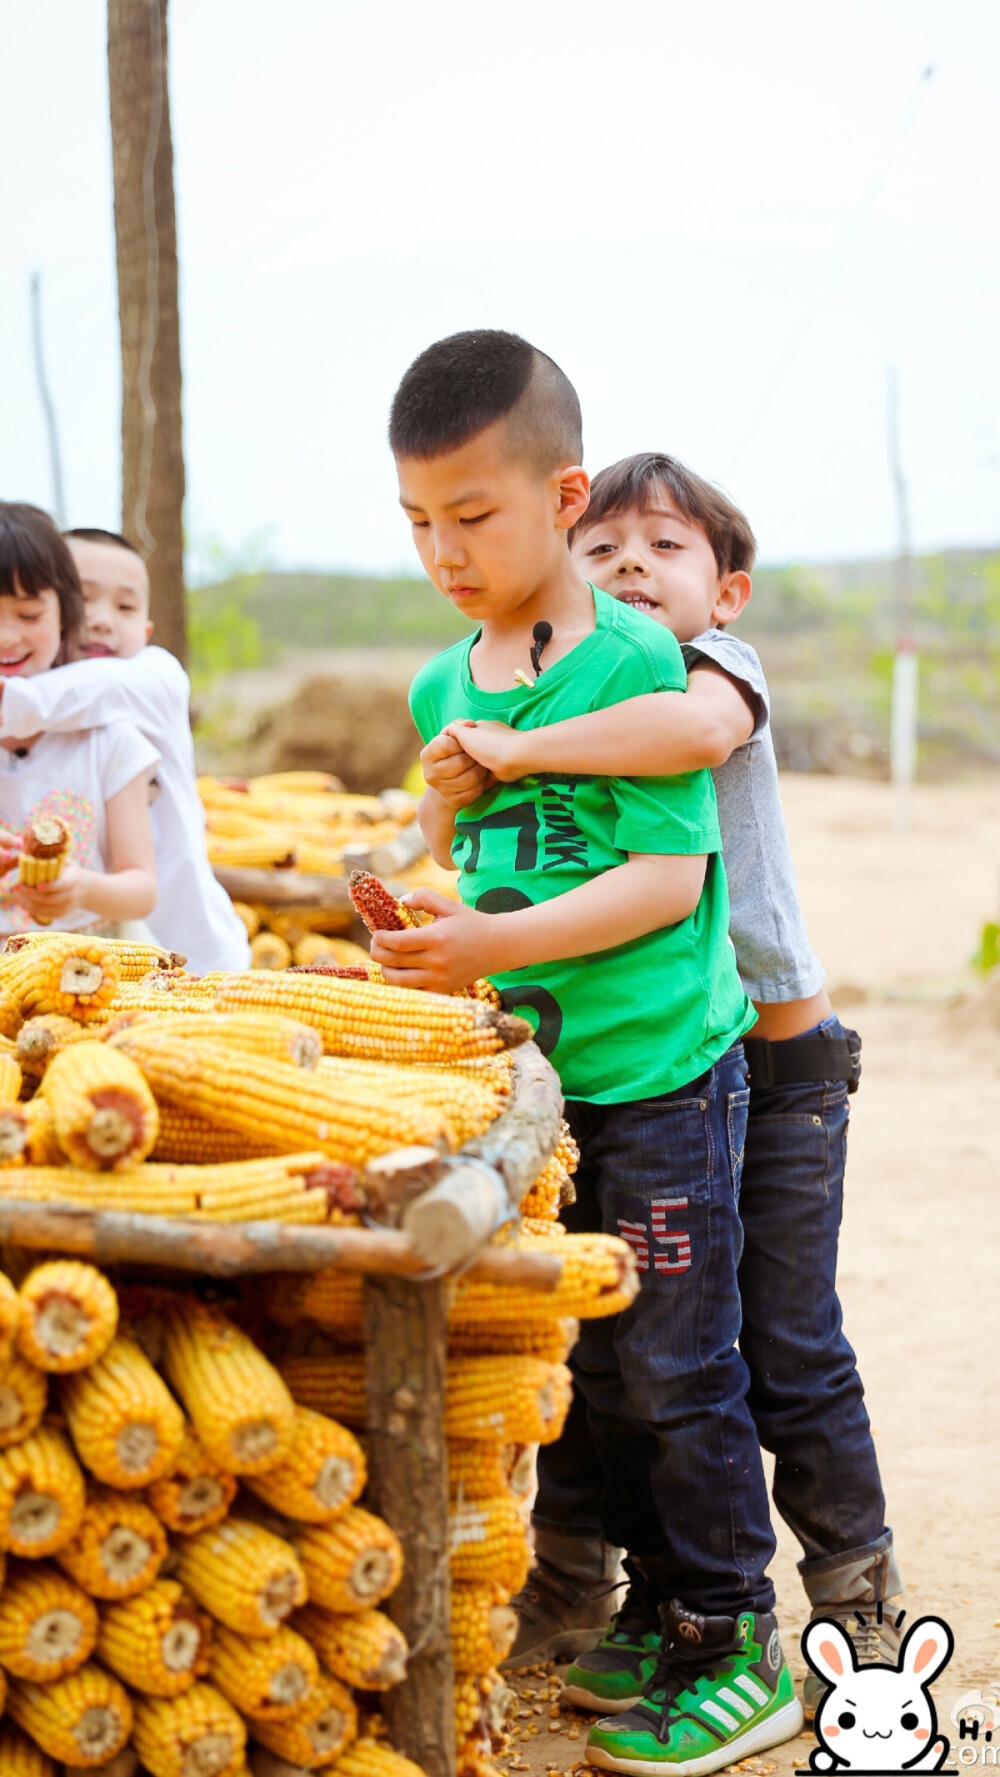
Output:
[499, 773, 1000, 1776]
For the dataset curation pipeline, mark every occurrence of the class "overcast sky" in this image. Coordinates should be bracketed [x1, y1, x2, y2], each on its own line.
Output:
[2, 0, 998, 577]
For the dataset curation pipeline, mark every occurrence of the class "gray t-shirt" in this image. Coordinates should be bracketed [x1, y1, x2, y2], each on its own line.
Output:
[683, 629, 825, 1004]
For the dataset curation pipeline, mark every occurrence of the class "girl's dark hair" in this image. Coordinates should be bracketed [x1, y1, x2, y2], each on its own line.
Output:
[572, 452, 757, 575]
[0, 502, 85, 660]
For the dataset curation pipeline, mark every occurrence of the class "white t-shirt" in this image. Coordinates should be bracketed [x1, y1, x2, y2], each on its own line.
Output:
[0, 721, 160, 936]
[0, 650, 251, 971]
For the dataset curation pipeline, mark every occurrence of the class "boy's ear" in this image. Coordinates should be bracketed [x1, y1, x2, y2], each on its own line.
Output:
[145, 620, 155, 641]
[554, 465, 590, 533]
[713, 570, 751, 627]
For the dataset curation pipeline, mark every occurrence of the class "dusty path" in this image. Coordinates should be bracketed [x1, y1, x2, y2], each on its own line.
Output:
[501, 774, 1000, 1776]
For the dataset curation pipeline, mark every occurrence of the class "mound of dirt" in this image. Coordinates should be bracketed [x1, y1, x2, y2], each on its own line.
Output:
[249, 672, 423, 797]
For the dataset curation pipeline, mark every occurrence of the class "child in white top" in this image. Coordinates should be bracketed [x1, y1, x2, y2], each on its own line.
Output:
[0, 527, 249, 972]
[0, 504, 158, 934]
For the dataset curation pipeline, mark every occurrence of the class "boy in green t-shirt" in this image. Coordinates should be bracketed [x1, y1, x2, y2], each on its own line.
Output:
[373, 330, 803, 1775]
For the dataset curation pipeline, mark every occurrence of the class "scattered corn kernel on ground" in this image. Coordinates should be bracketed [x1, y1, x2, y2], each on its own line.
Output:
[0, 894, 641, 1773]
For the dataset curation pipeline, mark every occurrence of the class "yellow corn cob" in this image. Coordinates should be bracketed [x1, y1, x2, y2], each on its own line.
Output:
[454, 1233, 636, 1323]
[91, 936, 186, 980]
[41, 1041, 158, 1170]
[243, 1405, 365, 1523]
[250, 931, 293, 970]
[0, 1350, 54, 1450]
[327, 1741, 424, 1777]
[116, 1009, 323, 1070]
[16, 1012, 94, 1079]
[7, 1663, 133, 1766]
[519, 1213, 566, 1240]
[447, 1439, 532, 1504]
[150, 1103, 280, 1165]
[0, 1723, 57, 1777]
[105, 989, 211, 1017]
[16, 1261, 119, 1373]
[174, 1519, 307, 1636]
[0, 1559, 97, 1680]
[0, 976, 22, 1037]
[209, 1621, 319, 1720]
[293, 1602, 408, 1690]
[0, 1423, 85, 1556]
[59, 1333, 185, 1489]
[145, 1424, 236, 1536]
[282, 1351, 573, 1445]
[213, 969, 528, 1062]
[453, 1670, 515, 1746]
[251, 1671, 357, 1768]
[449, 1493, 530, 1592]
[207, 835, 297, 869]
[263, 1269, 364, 1336]
[0, 935, 119, 1023]
[55, 1485, 167, 1597]
[447, 1317, 577, 1363]
[316, 1056, 503, 1144]
[0, 1098, 62, 1167]
[132, 1681, 246, 1777]
[97, 1579, 212, 1698]
[292, 1507, 403, 1614]
[0, 1048, 23, 1099]
[0, 1152, 341, 1223]
[160, 1299, 295, 1475]
[0, 1265, 22, 1364]
[111, 1030, 457, 1167]
[230, 901, 260, 939]
[450, 1582, 518, 1673]
[294, 933, 368, 968]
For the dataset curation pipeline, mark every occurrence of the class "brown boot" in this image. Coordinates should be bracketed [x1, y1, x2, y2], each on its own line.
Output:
[501, 1529, 623, 1670]
[801, 1544, 904, 1719]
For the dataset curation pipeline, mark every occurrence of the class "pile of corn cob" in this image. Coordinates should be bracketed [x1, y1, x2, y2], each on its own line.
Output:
[0, 1258, 427, 1774]
[198, 773, 418, 879]
[0, 929, 528, 1201]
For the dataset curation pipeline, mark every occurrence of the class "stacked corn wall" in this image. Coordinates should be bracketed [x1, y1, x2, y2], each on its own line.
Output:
[0, 1262, 420, 1774]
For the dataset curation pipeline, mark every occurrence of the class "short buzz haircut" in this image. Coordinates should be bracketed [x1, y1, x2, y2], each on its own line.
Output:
[389, 329, 583, 474]
[573, 452, 757, 576]
[0, 501, 84, 659]
[65, 526, 142, 556]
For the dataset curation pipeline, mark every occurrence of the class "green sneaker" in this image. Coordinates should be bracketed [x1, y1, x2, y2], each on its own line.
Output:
[586, 1599, 804, 1774]
[561, 1563, 662, 1714]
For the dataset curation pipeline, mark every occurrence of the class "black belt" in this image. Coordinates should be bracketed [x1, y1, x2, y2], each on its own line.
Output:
[744, 1029, 861, 1093]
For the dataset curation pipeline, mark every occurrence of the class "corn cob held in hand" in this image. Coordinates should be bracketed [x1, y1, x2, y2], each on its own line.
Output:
[250, 1671, 357, 1769]
[55, 1485, 167, 1598]
[349, 868, 501, 1004]
[41, 1041, 158, 1170]
[293, 1602, 408, 1690]
[292, 1507, 403, 1615]
[7, 1663, 133, 1767]
[243, 1406, 365, 1523]
[17, 1261, 118, 1372]
[160, 1298, 295, 1475]
[209, 1621, 319, 1720]
[0, 1423, 85, 1556]
[145, 1424, 236, 1536]
[97, 1579, 212, 1698]
[131, 1681, 246, 1777]
[0, 1559, 98, 1679]
[174, 1519, 307, 1636]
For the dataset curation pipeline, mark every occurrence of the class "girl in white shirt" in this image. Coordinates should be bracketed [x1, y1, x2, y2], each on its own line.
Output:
[0, 503, 158, 936]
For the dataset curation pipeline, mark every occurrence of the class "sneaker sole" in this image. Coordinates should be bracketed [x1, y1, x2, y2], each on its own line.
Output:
[585, 1696, 805, 1775]
[561, 1680, 643, 1714]
[500, 1626, 613, 1671]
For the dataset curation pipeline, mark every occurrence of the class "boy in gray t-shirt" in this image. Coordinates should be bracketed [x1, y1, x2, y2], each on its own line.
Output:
[437, 452, 900, 1733]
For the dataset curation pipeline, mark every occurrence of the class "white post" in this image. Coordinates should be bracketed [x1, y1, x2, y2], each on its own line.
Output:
[890, 648, 919, 835]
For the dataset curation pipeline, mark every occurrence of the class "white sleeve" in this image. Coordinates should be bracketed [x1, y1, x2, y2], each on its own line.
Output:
[0, 648, 189, 752]
[97, 722, 162, 802]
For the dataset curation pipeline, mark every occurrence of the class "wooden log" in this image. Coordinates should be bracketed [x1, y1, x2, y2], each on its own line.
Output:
[363, 1273, 455, 1777]
[0, 1200, 565, 1287]
[463, 1040, 564, 1205]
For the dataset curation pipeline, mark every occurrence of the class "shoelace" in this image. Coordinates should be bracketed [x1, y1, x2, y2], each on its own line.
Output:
[643, 1639, 722, 1716]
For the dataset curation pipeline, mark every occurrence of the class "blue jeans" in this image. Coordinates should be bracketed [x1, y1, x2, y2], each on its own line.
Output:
[535, 1017, 890, 1590]
[552, 1042, 777, 1617]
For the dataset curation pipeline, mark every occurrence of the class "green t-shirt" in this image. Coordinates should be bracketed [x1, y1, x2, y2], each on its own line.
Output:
[409, 588, 755, 1102]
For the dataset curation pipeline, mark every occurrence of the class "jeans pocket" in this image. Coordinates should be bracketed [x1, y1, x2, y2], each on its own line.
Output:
[727, 1087, 751, 1201]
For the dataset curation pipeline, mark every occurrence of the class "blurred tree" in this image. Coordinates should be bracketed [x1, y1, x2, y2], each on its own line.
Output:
[107, 0, 186, 663]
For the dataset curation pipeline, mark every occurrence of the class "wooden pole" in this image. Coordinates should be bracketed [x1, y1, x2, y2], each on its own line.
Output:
[29, 272, 67, 527]
[364, 1276, 455, 1777]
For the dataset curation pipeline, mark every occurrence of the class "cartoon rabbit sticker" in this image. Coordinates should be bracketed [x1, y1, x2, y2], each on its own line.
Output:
[803, 1613, 953, 1772]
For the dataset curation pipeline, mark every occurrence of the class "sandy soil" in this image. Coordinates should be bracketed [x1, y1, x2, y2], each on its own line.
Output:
[500, 773, 1000, 1777]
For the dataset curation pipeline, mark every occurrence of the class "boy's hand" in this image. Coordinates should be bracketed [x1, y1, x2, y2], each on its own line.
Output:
[421, 730, 493, 810]
[11, 862, 89, 923]
[0, 828, 23, 877]
[370, 890, 501, 995]
[445, 720, 533, 783]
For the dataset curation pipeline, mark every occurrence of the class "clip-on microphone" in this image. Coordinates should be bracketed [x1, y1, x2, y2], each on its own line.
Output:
[530, 621, 553, 677]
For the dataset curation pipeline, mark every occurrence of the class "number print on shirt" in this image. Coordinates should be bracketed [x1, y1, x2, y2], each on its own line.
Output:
[617, 1199, 692, 1275]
